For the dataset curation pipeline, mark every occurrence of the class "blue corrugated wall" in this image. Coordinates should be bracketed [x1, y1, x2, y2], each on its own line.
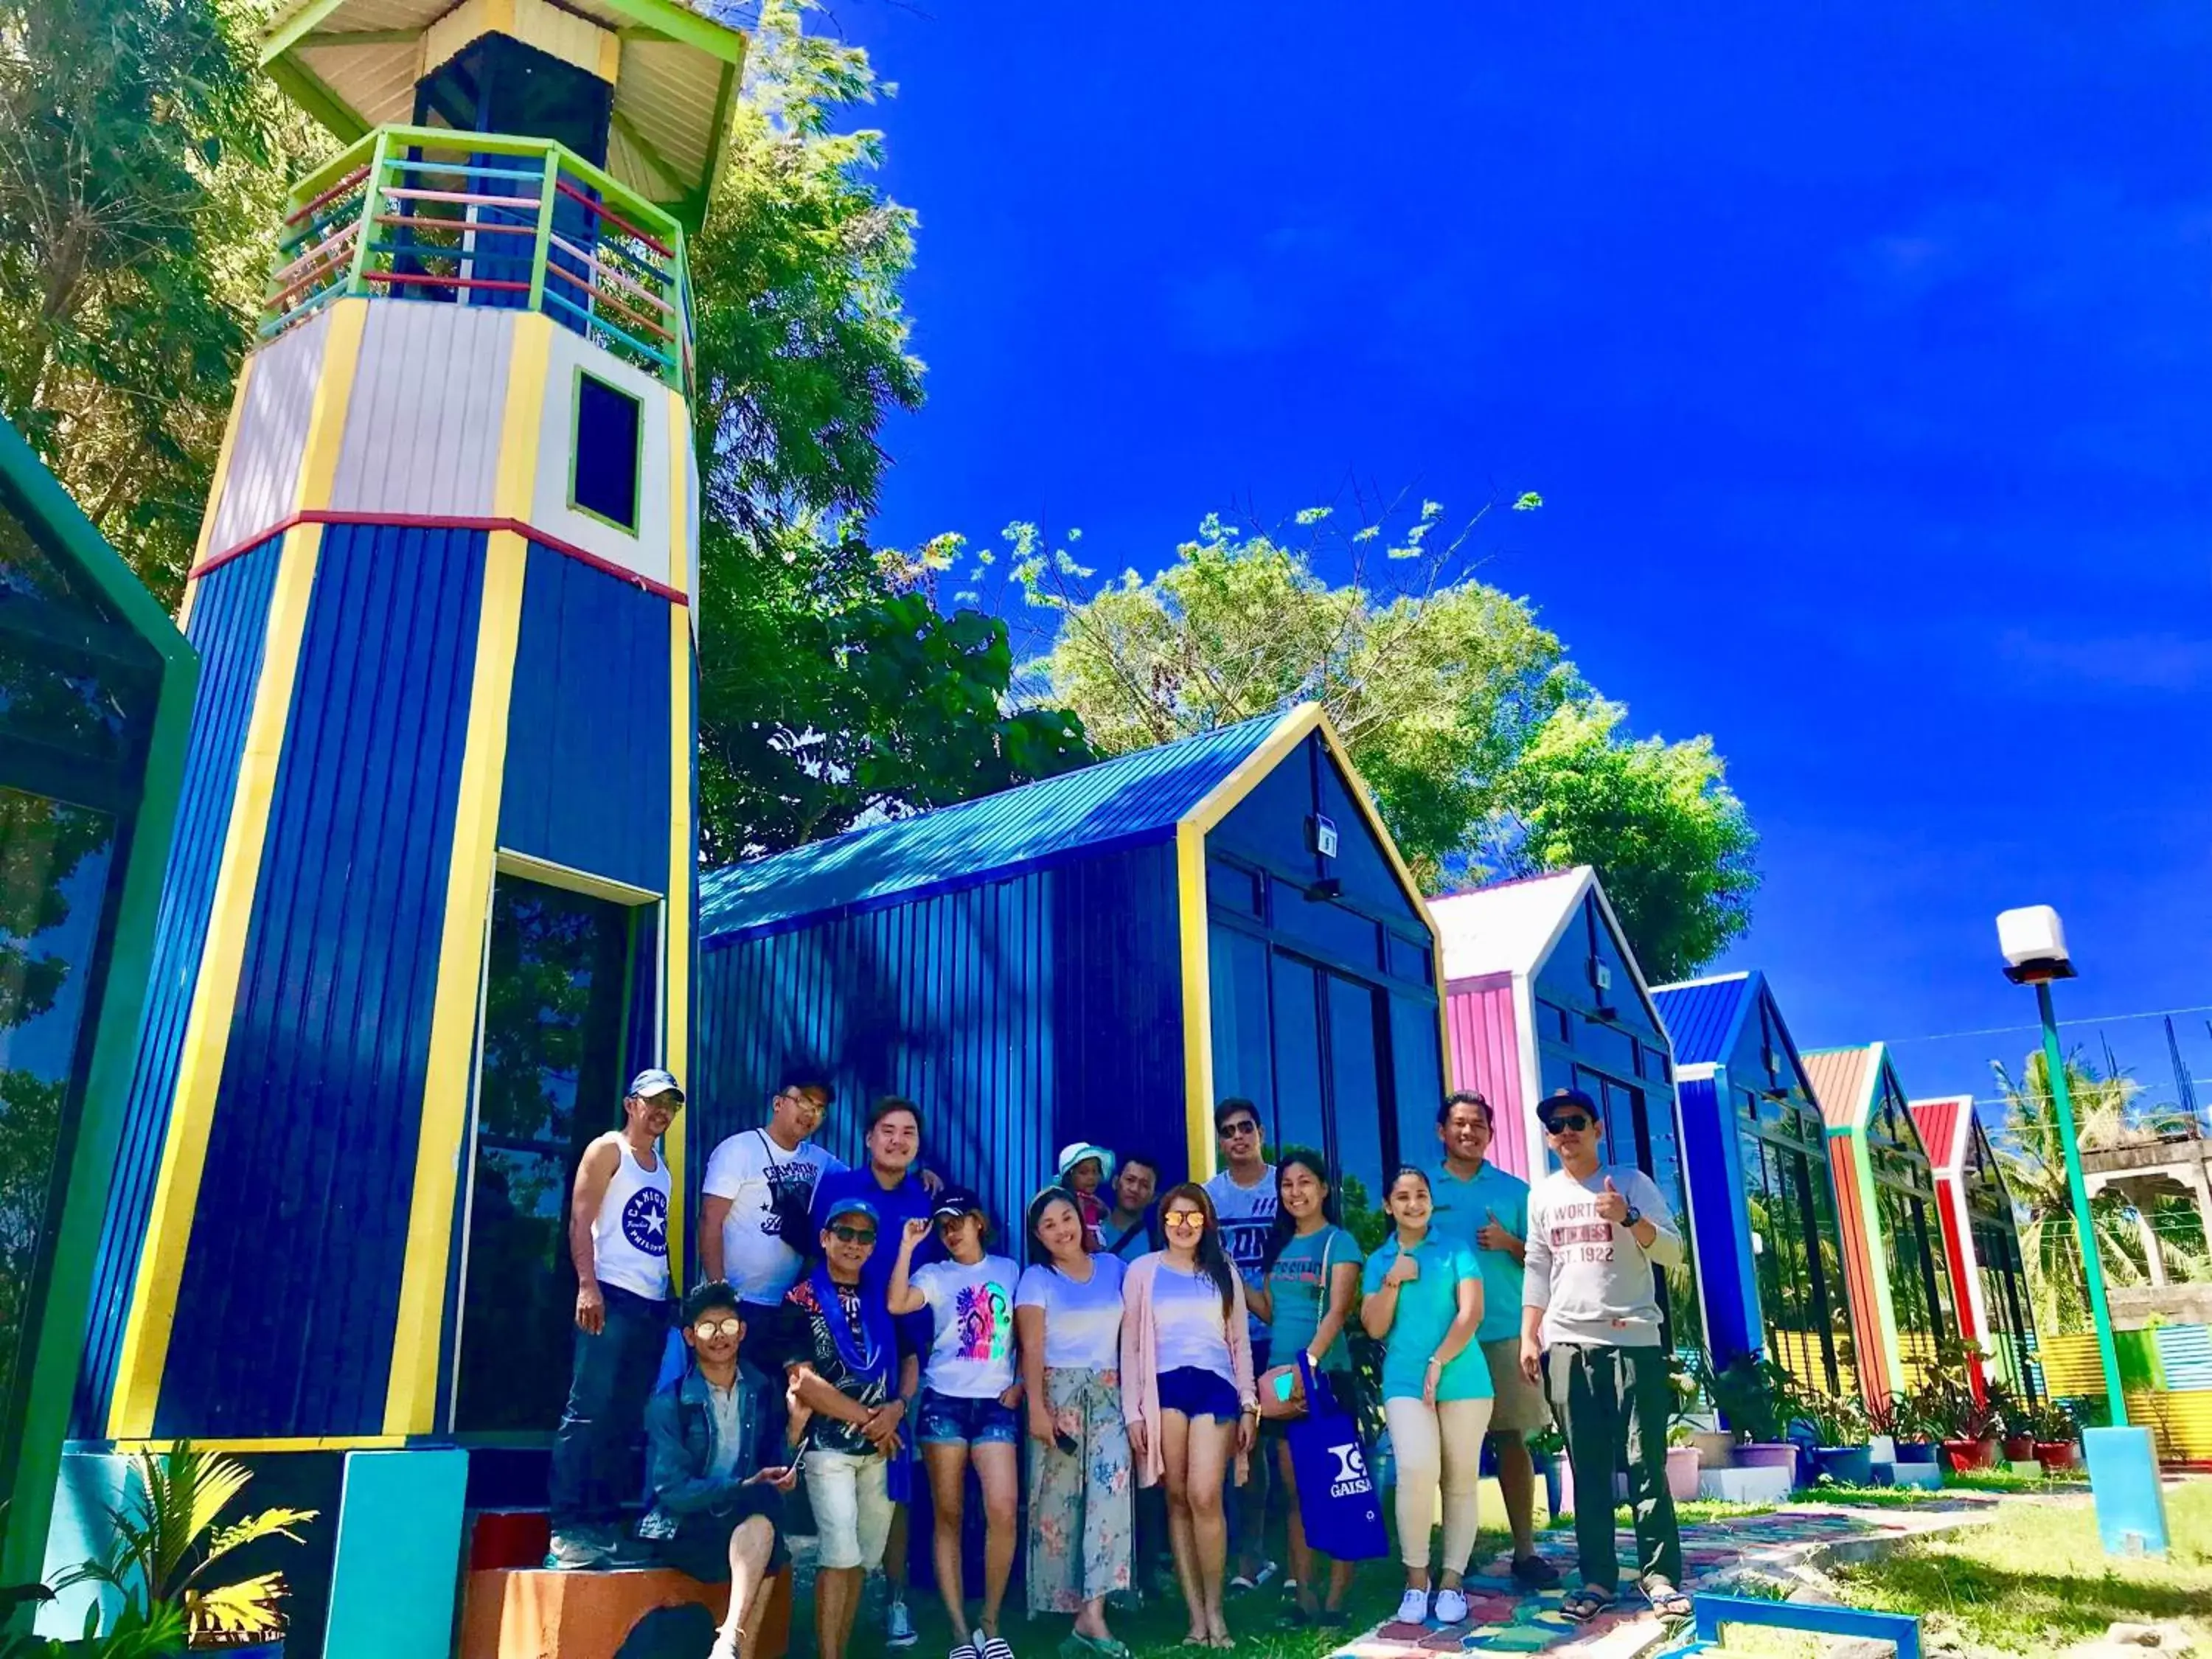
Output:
[157, 524, 487, 1437]
[1677, 1074, 1759, 1366]
[499, 546, 672, 894]
[76, 535, 285, 1434]
[693, 841, 1186, 1259]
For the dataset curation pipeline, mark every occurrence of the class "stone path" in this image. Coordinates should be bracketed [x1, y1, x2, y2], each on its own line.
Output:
[1329, 1499, 2006, 1659]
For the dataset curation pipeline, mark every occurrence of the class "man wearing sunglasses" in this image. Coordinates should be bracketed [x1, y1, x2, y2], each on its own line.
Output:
[1518, 1090, 1687, 1625]
[1203, 1098, 1279, 1596]
[641, 1280, 799, 1659]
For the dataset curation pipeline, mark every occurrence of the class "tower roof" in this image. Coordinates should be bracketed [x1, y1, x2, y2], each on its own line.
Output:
[261, 0, 745, 215]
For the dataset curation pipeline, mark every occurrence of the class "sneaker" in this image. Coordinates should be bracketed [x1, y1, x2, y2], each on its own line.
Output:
[1433, 1588, 1470, 1625]
[1394, 1587, 1431, 1626]
[1511, 1554, 1562, 1589]
[886, 1601, 919, 1649]
[545, 1528, 611, 1571]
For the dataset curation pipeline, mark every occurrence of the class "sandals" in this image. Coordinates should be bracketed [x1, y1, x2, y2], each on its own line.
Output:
[1561, 1587, 1614, 1624]
[1641, 1579, 1694, 1621]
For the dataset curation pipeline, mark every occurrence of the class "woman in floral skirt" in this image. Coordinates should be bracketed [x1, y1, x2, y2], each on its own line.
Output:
[1015, 1187, 1133, 1658]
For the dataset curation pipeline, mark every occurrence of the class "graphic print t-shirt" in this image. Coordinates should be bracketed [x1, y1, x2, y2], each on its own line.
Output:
[1204, 1166, 1276, 1340]
[702, 1130, 848, 1306]
[779, 1275, 891, 1455]
[1522, 1164, 1681, 1349]
[911, 1255, 1020, 1399]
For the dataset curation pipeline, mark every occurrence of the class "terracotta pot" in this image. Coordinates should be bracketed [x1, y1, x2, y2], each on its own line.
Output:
[2002, 1434, 2036, 1462]
[1666, 1444, 1702, 1500]
[1735, 1441, 1798, 1471]
[1942, 1437, 1996, 1473]
[2034, 1440, 2081, 1473]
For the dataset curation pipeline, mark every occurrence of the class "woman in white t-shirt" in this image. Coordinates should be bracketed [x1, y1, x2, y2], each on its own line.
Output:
[1015, 1189, 1131, 1656]
[888, 1190, 1023, 1659]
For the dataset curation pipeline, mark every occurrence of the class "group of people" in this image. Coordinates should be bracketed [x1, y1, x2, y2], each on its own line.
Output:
[547, 1069, 1695, 1659]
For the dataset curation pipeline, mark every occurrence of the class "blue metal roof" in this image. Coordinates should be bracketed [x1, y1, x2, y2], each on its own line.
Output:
[699, 710, 1287, 945]
[1651, 973, 1753, 1066]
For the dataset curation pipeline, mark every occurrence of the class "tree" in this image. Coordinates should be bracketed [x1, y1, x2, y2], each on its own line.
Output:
[689, 4, 1095, 860]
[1015, 498, 1759, 976]
[0, 0, 298, 605]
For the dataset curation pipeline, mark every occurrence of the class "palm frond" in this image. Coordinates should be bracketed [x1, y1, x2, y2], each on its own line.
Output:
[195, 1508, 317, 1575]
[184, 1572, 288, 1638]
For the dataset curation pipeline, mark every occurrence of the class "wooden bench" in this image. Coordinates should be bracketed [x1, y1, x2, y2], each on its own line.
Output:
[457, 1563, 793, 1659]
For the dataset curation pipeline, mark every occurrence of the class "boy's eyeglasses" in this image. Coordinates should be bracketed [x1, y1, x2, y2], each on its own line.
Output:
[827, 1223, 877, 1245]
[1217, 1121, 1259, 1139]
[692, 1316, 744, 1339]
[1545, 1114, 1592, 1134]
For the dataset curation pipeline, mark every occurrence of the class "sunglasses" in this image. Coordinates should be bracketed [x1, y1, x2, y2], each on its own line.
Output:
[692, 1316, 744, 1339]
[827, 1223, 877, 1245]
[1218, 1121, 1259, 1138]
[1545, 1114, 1593, 1134]
[1163, 1211, 1206, 1231]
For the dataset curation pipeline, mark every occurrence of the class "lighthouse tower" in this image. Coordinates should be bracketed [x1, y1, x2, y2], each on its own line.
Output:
[77, 0, 740, 1450]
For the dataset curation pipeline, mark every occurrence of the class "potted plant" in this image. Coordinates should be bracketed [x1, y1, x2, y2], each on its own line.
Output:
[1700, 1352, 1796, 1471]
[1888, 1391, 1939, 1465]
[1933, 1390, 1999, 1472]
[1802, 1394, 1874, 1486]
[2030, 1400, 2082, 1473]
[1530, 1425, 1568, 1517]
[1989, 1383, 2035, 1463]
[56, 1441, 316, 1655]
[1662, 1357, 1705, 1497]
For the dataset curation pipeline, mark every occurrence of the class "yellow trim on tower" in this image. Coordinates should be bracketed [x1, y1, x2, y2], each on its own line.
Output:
[108, 301, 368, 1439]
[664, 599, 692, 1281]
[111, 1434, 406, 1455]
[495, 847, 660, 905]
[178, 352, 260, 633]
[381, 316, 551, 1434]
[1173, 823, 1214, 1181]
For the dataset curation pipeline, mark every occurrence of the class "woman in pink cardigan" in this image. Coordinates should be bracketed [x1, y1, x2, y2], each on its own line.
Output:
[1119, 1183, 1257, 1649]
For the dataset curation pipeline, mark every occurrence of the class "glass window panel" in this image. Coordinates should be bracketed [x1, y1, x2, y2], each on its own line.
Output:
[1208, 925, 1274, 1127]
[1325, 974, 1385, 1220]
[1385, 931, 1431, 985]
[1270, 889, 1382, 971]
[1573, 1015, 1637, 1074]
[1268, 954, 1326, 1163]
[1535, 1000, 1573, 1043]
[1206, 859, 1261, 917]
[1386, 990, 1444, 1188]
[0, 787, 116, 1442]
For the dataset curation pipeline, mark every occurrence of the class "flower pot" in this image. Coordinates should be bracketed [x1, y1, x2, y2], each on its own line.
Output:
[1736, 1441, 1798, 1472]
[2034, 1440, 2080, 1473]
[1811, 1444, 1874, 1486]
[1541, 1450, 1567, 1517]
[1691, 1429, 1737, 1469]
[1942, 1438, 1996, 1473]
[192, 1642, 285, 1657]
[1666, 1445, 1702, 1500]
[2002, 1434, 2035, 1462]
[1893, 1439, 1938, 1466]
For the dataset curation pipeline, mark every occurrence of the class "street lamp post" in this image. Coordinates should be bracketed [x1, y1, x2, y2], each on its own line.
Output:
[1997, 905, 2166, 1555]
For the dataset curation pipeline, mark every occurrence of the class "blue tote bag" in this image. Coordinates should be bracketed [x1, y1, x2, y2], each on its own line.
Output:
[1284, 1354, 1389, 1561]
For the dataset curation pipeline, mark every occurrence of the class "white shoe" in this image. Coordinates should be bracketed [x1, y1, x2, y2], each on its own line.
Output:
[886, 1601, 919, 1649]
[1395, 1587, 1432, 1625]
[1433, 1588, 1470, 1625]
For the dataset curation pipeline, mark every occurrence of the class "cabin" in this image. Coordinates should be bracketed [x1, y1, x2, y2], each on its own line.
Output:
[0, 420, 195, 1593]
[1652, 972, 1858, 1397]
[692, 703, 1447, 1232]
[1803, 1044, 1961, 1407]
[1429, 868, 1705, 1354]
[1911, 1095, 2039, 1401]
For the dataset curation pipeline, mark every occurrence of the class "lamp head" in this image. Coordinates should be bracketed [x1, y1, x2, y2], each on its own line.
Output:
[1997, 905, 2076, 984]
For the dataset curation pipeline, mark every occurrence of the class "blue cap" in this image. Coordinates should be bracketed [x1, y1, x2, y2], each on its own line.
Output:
[822, 1194, 880, 1228]
[1538, 1088, 1599, 1127]
[628, 1067, 684, 1102]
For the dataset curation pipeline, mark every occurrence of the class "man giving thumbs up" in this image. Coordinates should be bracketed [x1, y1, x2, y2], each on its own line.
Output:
[1518, 1089, 1687, 1625]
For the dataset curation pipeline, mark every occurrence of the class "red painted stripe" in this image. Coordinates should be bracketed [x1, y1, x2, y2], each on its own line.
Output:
[287, 164, 369, 226]
[363, 271, 532, 294]
[1933, 1181, 1986, 1399]
[554, 179, 675, 259]
[190, 512, 688, 605]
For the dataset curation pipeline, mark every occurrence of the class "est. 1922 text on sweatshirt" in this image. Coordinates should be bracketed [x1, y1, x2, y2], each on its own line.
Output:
[1521, 1165, 1684, 1349]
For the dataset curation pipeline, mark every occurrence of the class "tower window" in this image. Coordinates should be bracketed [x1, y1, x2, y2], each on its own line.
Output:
[571, 372, 641, 532]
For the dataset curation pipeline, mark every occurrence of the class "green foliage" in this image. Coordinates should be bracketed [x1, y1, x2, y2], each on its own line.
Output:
[1018, 500, 1759, 978]
[53, 1444, 314, 1647]
[1696, 1349, 1793, 1444]
[0, 0, 305, 604]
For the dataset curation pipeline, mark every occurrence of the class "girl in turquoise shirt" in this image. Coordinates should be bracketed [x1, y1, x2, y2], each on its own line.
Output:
[1360, 1167, 1492, 1630]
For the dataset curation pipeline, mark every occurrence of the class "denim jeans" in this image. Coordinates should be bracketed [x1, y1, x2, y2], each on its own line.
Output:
[549, 1283, 670, 1531]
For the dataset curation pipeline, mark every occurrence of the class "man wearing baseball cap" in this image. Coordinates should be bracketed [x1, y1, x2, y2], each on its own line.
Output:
[548, 1068, 684, 1569]
[1518, 1089, 1688, 1624]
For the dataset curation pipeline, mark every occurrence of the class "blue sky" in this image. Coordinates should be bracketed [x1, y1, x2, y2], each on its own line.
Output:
[827, 0, 2212, 1113]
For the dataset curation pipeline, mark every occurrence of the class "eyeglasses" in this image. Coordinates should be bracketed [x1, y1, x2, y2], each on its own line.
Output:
[1218, 1121, 1259, 1139]
[827, 1223, 877, 1245]
[1162, 1211, 1206, 1231]
[692, 1316, 744, 1339]
[1545, 1114, 1592, 1134]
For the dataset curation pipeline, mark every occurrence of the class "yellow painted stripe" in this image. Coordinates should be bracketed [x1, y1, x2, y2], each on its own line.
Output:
[664, 599, 692, 1282]
[495, 846, 659, 905]
[666, 392, 691, 600]
[1175, 822, 1215, 1182]
[178, 352, 261, 632]
[1181, 703, 1321, 835]
[111, 1435, 407, 1455]
[383, 316, 550, 1434]
[108, 526, 324, 1438]
[108, 302, 367, 1439]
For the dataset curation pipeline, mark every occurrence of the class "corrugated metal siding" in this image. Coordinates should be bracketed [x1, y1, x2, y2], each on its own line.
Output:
[158, 523, 487, 1437]
[74, 536, 287, 1433]
[1930, 1179, 1984, 1384]
[326, 305, 510, 518]
[1826, 1131, 1892, 1409]
[693, 843, 1188, 1255]
[699, 713, 1284, 943]
[1444, 973, 1526, 1178]
[1431, 870, 1582, 983]
[205, 316, 328, 555]
[1677, 1074, 1758, 1366]
[498, 546, 672, 893]
[2155, 1324, 2212, 1392]
[1650, 975, 1748, 1068]
[1909, 1097, 1966, 1172]
[1804, 1046, 1874, 1132]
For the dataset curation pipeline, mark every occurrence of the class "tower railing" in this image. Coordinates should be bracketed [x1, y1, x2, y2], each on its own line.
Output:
[262, 125, 693, 394]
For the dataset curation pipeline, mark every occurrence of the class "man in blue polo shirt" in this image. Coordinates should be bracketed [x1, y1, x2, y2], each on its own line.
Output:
[1430, 1090, 1559, 1588]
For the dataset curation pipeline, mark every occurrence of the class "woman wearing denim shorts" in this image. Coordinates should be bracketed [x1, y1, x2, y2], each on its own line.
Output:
[888, 1189, 1024, 1659]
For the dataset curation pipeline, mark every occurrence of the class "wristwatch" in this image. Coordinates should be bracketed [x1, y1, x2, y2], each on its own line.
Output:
[1621, 1206, 1643, 1228]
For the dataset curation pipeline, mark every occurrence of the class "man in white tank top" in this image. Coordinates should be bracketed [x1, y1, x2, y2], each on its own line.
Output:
[549, 1068, 683, 1570]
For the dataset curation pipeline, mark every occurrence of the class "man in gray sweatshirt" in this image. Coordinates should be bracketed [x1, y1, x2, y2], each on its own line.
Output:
[1517, 1090, 1688, 1622]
